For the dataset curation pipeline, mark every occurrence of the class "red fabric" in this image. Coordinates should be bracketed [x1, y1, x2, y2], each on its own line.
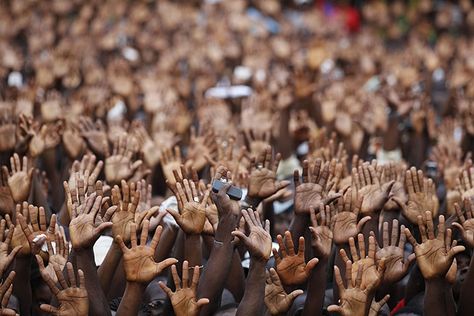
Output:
[314, 1, 361, 33]
[345, 6, 360, 32]
[390, 298, 406, 316]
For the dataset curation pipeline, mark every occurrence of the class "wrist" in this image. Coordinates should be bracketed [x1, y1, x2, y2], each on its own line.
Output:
[125, 281, 147, 293]
[426, 277, 449, 288]
[215, 214, 239, 243]
[74, 247, 95, 258]
[249, 257, 267, 269]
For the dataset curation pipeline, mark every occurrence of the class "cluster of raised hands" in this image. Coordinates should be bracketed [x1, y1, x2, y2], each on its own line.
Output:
[0, 130, 474, 316]
[2, 1, 474, 316]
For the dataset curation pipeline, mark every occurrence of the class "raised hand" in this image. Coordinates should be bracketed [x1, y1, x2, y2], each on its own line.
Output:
[78, 117, 108, 157]
[309, 204, 334, 259]
[453, 198, 474, 247]
[69, 193, 114, 250]
[328, 261, 377, 316]
[381, 162, 407, 211]
[273, 231, 319, 285]
[105, 136, 142, 184]
[17, 115, 61, 157]
[396, 167, 439, 223]
[375, 220, 415, 284]
[0, 171, 14, 216]
[0, 220, 21, 277]
[457, 167, 474, 200]
[405, 212, 465, 279]
[352, 162, 394, 214]
[134, 180, 161, 228]
[37, 260, 89, 316]
[38, 229, 69, 283]
[210, 166, 241, 218]
[167, 179, 210, 235]
[131, 121, 162, 168]
[293, 159, 334, 214]
[137, 180, 152, 212]
[16, 203, 57, 254]
[332, 190, 371, 244]
[206, 138, 247, 184]
[0, 107, 16, 152]
[0, 271, 17, 316]
[110, 181, 140, 242]
[368, 294, 390, 316]
[2, 154, 33, 203]
[117, 221, 177, 283]
[340, 234, 386, 290]
[431, 144, 462, 190]
[158, 261, 209, 316]
[185, 126, 217, 171]
[243, 128, 271, 158]
[161, 146, 183, 185]
[264, 268, 303, 315]
[247, 147, 290, 202]
[232, 209, 272, 261]
[68, 154, 103, 195]
[62, 121, 85, 159]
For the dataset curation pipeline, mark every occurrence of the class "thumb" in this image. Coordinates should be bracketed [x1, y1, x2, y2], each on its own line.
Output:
[231, 230, 248, 245]
[357, 216, 371, 231]
[324, 193, 342, 205]
[391, 196, 407, 212]
[452, 222, 465, 235]
[305, 258, 319, 273]
[382, 180, 395, 195]
[327, 305, 343, 313]
[288, 289, 304, 301]
[94, 222, 113, 235]
[403, 253, 416, 272]
[196, 298, 210, 307]
[156, 258, 179, 274]
[166, 208, 182, 223]
[276, 180, 291, 190]
[130, 160, 143, 171]
[448, 245, 466, 258]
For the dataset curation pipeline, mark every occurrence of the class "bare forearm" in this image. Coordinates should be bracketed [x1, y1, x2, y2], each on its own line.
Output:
[75, 249, 112, 316]
[302, 258, 328, 316]
[154, 222, 178, 263]
[224, 250, 245, 302]
[458, 254, 474, 316]
[198, 214, 239, 316]
[424, 278, 450, 316]
[13, 256, 32, 316]
[116, 282, 146, 316]
[289, 214, 309, 246]
[445, 285, 456, 316]
[236, 259, 266, 316]
[362, 215, 380, 246]
[97, 242, 122, 295]
[185, 234, 202, 267]
[276, 107, 292, 159]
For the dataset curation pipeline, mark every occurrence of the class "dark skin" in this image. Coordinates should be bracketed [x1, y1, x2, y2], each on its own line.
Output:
[453, 200, 474, 316]
[303, 204, 332, 316]
[405, 212, 464, 316]
[233, 209, 272, 316]
[197, 167, 240, 316]
[69, 194, 114, 316]
[116, 222, 177, 316]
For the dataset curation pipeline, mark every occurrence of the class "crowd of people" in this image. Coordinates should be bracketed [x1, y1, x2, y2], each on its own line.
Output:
[1, 0, 474, 315]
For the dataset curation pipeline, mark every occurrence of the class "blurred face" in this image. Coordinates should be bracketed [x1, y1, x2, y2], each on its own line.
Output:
[453, 253, 470, 299]
[32, 281, 52, 316]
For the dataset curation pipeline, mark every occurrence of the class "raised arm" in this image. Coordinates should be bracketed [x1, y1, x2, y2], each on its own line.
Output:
[233, 209, 272, 316]
[197, 167, 240, 315]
